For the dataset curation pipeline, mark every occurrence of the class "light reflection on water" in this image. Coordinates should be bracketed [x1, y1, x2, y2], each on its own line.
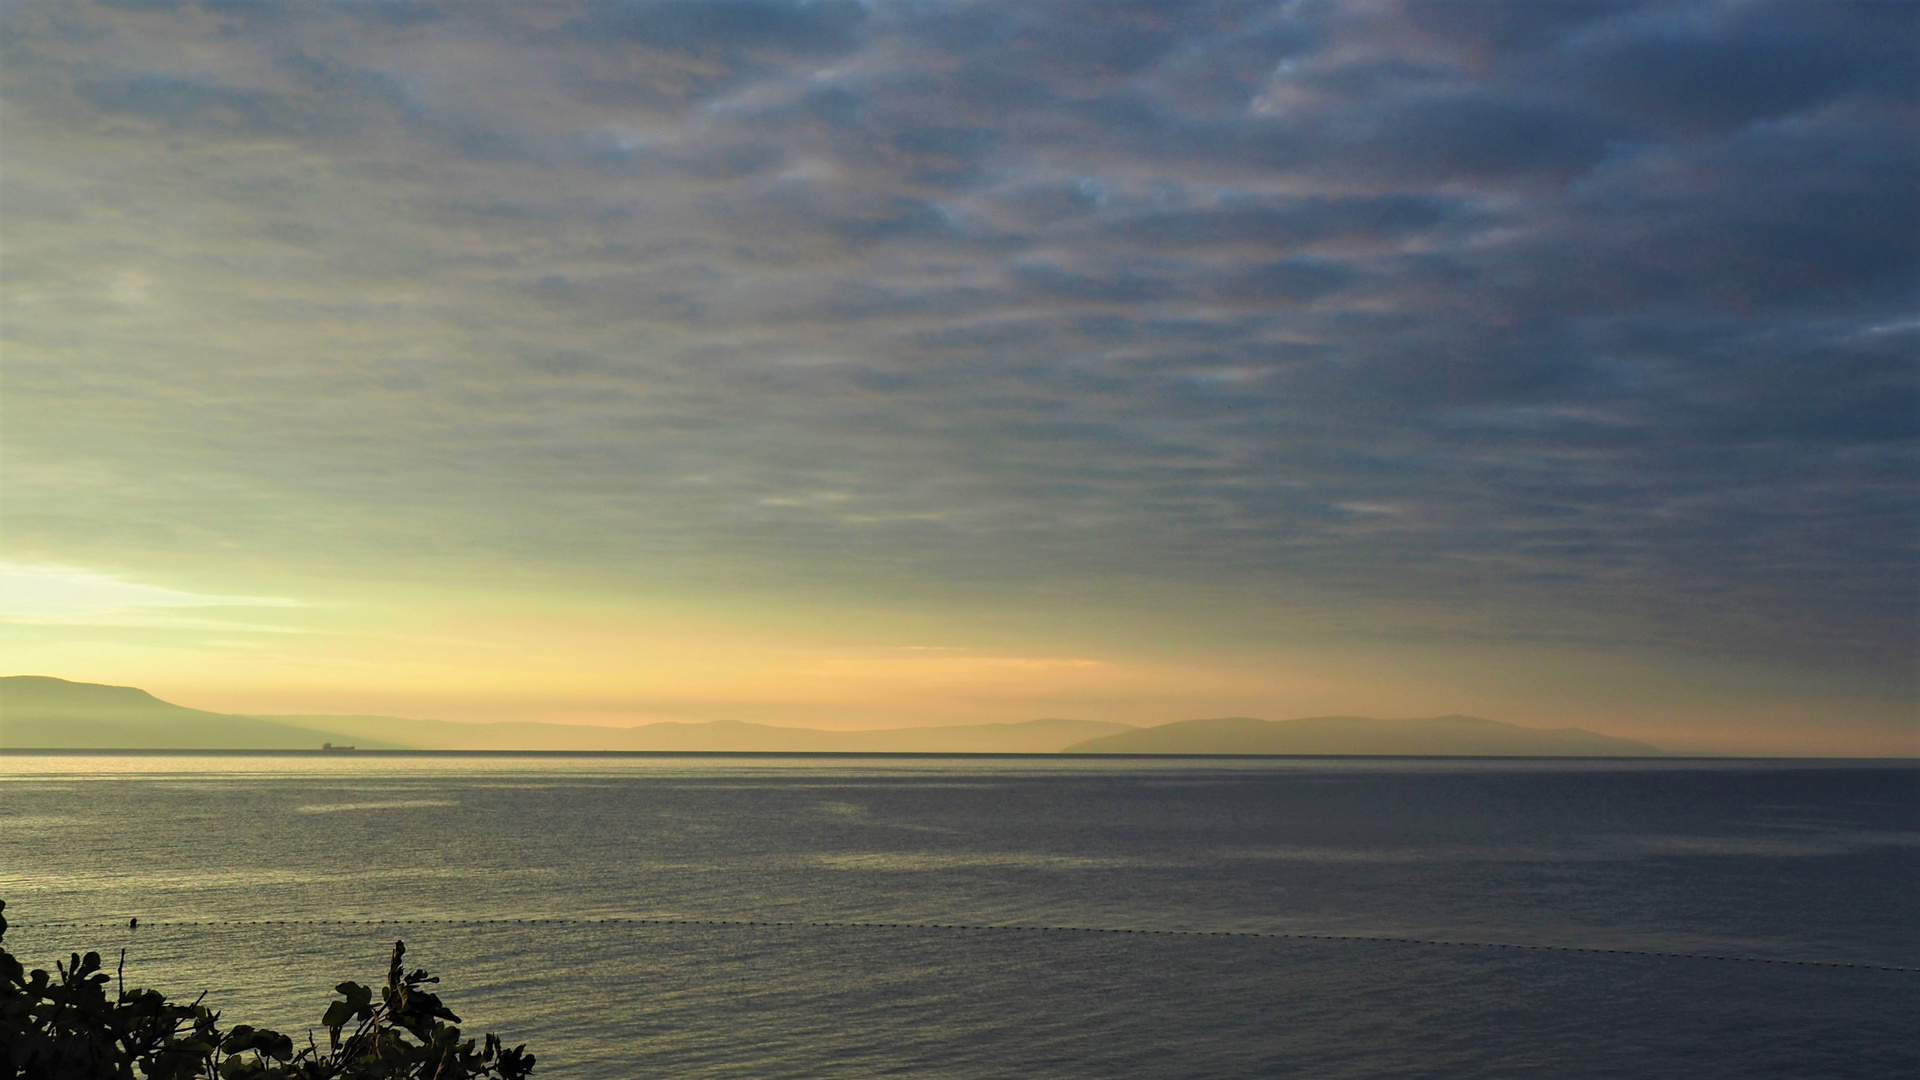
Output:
[3, 754, 1915, 1079]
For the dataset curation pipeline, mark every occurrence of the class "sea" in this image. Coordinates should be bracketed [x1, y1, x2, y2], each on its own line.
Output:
[1, 754, 1914, 1079]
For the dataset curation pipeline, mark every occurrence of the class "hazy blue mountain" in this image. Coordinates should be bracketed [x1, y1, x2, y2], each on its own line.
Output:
[0, 676, 390, 749]
[276, 714, 1133, 753]
[0, 676, 1132, 752]
[1060, 715, 1670, 756]
[7, 678, 1664, 755]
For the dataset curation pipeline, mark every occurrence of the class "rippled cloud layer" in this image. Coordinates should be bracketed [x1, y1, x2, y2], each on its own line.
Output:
[3, 1, 1913, 727]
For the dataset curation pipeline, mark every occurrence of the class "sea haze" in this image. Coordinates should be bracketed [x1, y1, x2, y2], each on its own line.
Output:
[3, 756, 1915, 1078]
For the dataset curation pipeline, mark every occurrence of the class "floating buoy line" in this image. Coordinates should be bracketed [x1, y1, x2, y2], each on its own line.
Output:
[13, 917, 1912, 974]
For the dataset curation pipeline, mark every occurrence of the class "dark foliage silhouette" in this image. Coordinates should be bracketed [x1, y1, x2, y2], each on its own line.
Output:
[0, 901, 533, 1079]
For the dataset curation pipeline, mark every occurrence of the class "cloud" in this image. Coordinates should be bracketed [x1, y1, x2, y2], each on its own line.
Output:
[1559, 1, 1912, 134]
[567, 0, 869, 58]
[0, 0, 1912, 687]
[0, 564, 302, 630]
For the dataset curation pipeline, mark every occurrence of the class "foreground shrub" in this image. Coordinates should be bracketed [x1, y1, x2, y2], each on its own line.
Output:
[0, 901, 533, 1079]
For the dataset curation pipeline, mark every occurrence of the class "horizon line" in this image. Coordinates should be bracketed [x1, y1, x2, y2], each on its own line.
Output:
[3, 748, 1912, 763]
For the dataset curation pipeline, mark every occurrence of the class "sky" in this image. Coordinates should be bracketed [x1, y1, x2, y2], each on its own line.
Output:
[1, 0, 1914, 754]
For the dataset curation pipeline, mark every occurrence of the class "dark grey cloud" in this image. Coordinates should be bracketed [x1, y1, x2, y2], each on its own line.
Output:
[3, 0, 1914, 685]
[1561, 0, 1916, 132]
[1111, 194, 1459, 248]
[79, 74, 304, 134]
[1397, 0, 1638, 57]
[1216, 257, 1356, 303]
[568, 0, 869, 57]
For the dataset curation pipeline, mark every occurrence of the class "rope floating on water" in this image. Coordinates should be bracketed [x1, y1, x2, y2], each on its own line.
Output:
[15, 917, 1913, 973]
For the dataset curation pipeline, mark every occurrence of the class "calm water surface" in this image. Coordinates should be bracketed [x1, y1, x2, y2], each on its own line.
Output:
[2, 754, 1914, 1078]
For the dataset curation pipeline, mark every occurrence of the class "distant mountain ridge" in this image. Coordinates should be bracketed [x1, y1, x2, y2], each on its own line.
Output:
[0, 677, 1128, 752]
[1061, 714, 1669, 756]
[1, 677, 1669, 755]
[271, 713, 1133, 753]
[0, 675, 392, 750]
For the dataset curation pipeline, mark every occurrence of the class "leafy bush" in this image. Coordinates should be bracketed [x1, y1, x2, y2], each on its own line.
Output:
[0, 901, 534, 1079]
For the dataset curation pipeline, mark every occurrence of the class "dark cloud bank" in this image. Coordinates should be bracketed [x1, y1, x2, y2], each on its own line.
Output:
[4, 1, 1915, 682]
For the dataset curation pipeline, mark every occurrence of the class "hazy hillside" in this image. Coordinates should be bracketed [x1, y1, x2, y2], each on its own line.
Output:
[1061, 715, 1669, 756]
[5, 678, 1665, 756]
[0, 676, 391, 750]
[0, 676, 1131, 752]
[283, 714, 1133, 752]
